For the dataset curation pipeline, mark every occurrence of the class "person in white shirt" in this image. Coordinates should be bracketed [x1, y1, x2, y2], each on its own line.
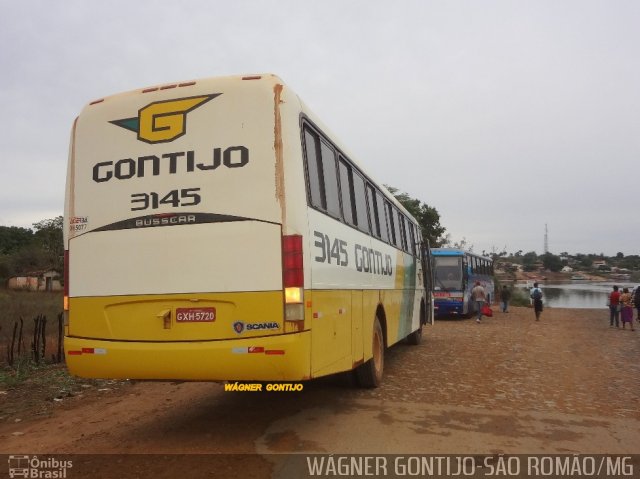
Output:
[471, 281, 486, 323]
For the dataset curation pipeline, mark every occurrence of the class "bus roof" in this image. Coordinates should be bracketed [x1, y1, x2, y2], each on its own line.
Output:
[431, 248, 492, 261]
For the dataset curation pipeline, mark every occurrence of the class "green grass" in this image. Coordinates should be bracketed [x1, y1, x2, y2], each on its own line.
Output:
[0, 359, 75, 389]
[0, 356, 36, 388]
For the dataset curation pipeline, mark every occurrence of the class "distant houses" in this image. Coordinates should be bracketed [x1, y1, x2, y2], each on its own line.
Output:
[6, 270, 62, 292]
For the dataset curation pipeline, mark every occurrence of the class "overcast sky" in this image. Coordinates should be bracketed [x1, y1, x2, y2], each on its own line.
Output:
[1, 0, 638, 256]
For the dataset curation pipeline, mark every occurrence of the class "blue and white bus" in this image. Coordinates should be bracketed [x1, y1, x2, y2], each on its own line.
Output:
[431, 248, 494, 317]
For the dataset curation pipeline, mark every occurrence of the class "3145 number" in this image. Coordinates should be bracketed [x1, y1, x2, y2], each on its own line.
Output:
[131, 188, 201, 211]
[314, 231, 348, 266]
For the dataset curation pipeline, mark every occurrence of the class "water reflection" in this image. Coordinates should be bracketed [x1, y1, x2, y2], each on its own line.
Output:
[519, 282, 638, 309]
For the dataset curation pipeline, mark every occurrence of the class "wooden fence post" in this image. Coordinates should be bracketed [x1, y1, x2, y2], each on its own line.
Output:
[32, 315, 40, 364]
[18, 317, 25, 355]
[57, 312, 64, 363]
[8, 320, 17, 366]
[40, 315, 47, 363]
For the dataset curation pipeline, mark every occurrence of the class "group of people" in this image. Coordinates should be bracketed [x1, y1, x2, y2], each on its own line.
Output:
[499, 282, 544, 320]
[608, 285, 640, 331]
[469, 281, 544, 322]
[472, 282, 640, 329]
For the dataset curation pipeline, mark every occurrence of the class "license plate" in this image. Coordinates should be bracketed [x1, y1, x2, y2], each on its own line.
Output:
[176, 307, 216, 322]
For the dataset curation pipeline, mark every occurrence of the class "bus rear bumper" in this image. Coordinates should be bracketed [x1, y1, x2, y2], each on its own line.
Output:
[64, 332, 311, 381]
[434, 301, 464, 317]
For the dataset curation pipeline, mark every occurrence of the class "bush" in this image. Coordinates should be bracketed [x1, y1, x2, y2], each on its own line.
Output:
[510, 287, 531, 307]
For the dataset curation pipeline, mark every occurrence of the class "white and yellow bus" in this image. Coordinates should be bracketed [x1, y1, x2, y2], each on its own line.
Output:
[64, 73, 431, 387]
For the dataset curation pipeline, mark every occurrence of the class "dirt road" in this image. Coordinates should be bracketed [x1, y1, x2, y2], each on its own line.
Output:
[1, 307, 639, 477]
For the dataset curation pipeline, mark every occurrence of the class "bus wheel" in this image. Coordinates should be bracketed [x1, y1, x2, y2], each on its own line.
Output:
[355, 317, 384, 388]
[406, 326, 422, 345]
[406, 302, 424, 345]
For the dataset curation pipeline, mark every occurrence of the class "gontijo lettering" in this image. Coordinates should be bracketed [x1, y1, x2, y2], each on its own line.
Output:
[92, 147, 249, 183]
[313, 230, 393, 276]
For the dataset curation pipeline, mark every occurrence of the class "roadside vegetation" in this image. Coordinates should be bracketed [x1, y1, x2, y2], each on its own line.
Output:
[508, 287, 532, 307]
[0, 216, 67, 383]
[0, 216, 63, 282]
[0, 289, 127, 421]
[1, 290, 64, 382]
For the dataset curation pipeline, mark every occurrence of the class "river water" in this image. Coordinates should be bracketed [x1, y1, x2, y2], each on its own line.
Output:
[518, 281, 638, 309]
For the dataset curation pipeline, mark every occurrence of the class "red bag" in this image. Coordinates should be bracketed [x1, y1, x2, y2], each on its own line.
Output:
[481, 304, 493, 317]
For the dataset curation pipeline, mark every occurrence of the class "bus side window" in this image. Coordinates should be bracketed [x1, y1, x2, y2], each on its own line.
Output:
[303, 129, 323, 209]
[338, 158, 356, 227]
[352, 170, 371, 234]
[385, 202, 397, 246]
[376, 192, 390, 243]
[366, 184, 380, 238]
[391, 208, 403, 249]
[407, 220, 416, 256]
[398, 214, 408, 252]
[319, 140, 341, 218]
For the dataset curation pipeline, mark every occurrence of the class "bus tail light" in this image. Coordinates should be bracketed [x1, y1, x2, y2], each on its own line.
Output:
[63, 250, 69, 326]
[282, 235, 304, 323]
[282, 235, 303, 290]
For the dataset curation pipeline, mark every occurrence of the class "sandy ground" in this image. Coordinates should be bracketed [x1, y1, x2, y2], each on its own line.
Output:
[1, 306, 639, 478]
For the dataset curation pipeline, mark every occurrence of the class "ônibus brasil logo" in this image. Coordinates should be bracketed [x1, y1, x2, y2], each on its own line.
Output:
[110, 94, 220, 144]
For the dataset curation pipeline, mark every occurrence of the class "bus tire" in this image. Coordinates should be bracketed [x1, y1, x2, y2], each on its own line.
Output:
[355, 317, 384, 388]
[406, 326, 422, 345]
[406, 301, 424, 345]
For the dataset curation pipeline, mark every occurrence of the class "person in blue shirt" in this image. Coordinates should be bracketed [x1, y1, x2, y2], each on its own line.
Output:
[530, 283, 543, 321]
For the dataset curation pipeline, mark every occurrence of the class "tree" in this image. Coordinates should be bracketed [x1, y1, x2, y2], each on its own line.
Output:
[448, 236, 473, 252]
[32, 216, 63, 272]
[541, 252, 563, 272]
[0, 226, 34, 255]
[620, 255, 640, 271]
[488, 245, 508, 259]
[522, 251, 538, 272]
[576, 254, 593, 269]
[9, 244, 51, 275]
[385, 186, 447, 247]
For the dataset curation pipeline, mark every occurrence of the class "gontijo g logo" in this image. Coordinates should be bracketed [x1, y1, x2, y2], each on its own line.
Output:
[110, 94, 220, 144]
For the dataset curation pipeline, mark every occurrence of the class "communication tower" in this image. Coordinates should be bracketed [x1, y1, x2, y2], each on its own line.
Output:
[544, 224, 548, 254]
